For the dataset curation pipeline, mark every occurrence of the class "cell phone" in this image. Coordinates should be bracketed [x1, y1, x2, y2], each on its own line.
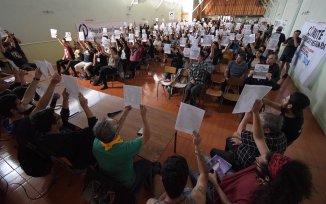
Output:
[137, 128, 143, 136]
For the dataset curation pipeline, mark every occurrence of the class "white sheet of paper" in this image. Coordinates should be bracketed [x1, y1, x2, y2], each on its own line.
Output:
[189, 46, 200, 60]
[221, 35, 230, 46]
[229, 33, 235, 41]
[271, 33, 281, 40]
[102, 36, 110, 47]
[114, 30, 121, 35]
[180, 37, 187, 47]
[0, 27, 8, 39]
[183, 48, 190, 58]
[236, 34, 242, 41]
[232, 85, 272, 114]
[128, 34, 134, 42]
[87, 32, 95, 41]
[142, 33, 147, 42]
[103, 28, 108, 34]
[164, 44, 171, 54]
[34, 60, 48, 79]
[62, 75, 79, 97]
[253, 64, 269, 79]
[44, 60, 55, 76]
[248, 34, 256, 43]
[50, 29, 57, 38]
[123, 85, 142, 109]
[78, 32, 85, 41]
[175, 102, 205, 135]
[266, 39, 279, 51]
[202, 35, 212, 46]
[65, 32, 72, 41]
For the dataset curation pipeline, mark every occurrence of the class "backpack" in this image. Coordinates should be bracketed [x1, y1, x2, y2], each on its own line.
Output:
[17, 142, 53, 177]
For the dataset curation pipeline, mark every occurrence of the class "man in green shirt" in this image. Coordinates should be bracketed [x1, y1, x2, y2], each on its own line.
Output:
[92, 105, 151, 192]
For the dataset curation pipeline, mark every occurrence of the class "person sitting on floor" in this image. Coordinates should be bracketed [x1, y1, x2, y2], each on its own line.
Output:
[146, 131, 207, 204]
[244, 54, 281, 90]
[210, 111, 287, 171]
[0, 70, 60, 142]
[208, 100, 313, 204]
[31, 91, 97, 169]
[92, 105, 152, 192]
[263, 91, 310, 145]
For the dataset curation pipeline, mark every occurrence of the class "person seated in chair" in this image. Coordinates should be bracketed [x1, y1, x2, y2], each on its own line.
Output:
[183, 51, 210, 106]
[244, 54, 280, 90]
[224, 53, 248, 80]
[94, 47, 120, 90]
[92, 105, 151, 192]
[147, 132, 207, 204]
[31, 91, 97, 169]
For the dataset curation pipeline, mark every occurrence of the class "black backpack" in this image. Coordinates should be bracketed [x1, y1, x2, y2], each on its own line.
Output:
[17, 142, 53, 177]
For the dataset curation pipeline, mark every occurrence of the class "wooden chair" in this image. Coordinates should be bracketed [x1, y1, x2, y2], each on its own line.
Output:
[205, 73, 225, 109]
[171, 68, 189, 98]
[155, 66, 177, 99]
[221, 77, 242, 105]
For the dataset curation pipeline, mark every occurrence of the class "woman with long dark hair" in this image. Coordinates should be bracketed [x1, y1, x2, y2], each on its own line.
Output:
[208, 100, 313, 204]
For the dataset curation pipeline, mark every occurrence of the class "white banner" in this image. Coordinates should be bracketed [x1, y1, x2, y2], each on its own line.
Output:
[292, 21, 326, 87]
[76, 21, 124, 40]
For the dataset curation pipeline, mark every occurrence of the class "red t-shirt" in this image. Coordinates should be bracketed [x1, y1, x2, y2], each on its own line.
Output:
[220, 165, 259, 204]
[63, 45, 74, 60]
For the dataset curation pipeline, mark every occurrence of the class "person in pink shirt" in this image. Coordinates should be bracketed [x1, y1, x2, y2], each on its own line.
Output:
[128, 42, 142, 78]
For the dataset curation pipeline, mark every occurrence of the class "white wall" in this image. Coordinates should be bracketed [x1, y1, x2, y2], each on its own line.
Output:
[265, 0, 326, 135]
[0, 0, 182, 62]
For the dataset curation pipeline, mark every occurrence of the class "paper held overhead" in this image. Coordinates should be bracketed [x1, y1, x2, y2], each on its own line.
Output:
[175, 102, 205, 135]
[123, 85, 142, 109]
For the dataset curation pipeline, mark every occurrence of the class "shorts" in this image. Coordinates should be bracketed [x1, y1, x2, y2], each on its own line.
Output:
[280, 54, 293, 63]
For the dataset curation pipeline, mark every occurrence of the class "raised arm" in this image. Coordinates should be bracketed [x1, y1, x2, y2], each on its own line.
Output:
[57, 37, 64, 46]
[252, 100, 269, 156]
[236, 112, 251, 135]
[191, 131, 208, 203]
[208, 173, 232, 204]
[140, 105, 150, 144]
[30, 74, 61, 116]
[21, 68, 42, 106]
[262, 97, 282, 112]
[78, 93, 94, 119]
[115, 105, 131, 135]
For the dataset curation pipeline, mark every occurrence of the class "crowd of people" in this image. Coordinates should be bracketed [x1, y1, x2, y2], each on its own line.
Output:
[0, 18, 314, 203]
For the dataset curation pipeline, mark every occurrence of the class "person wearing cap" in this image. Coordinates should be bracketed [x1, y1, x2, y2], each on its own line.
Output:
[208, 100, 313, 204]
[279, 30, 302, 79]
[263, 91, 310, 145]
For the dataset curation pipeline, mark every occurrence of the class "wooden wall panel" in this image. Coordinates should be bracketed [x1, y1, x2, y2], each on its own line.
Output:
[203, 0, 266, 16]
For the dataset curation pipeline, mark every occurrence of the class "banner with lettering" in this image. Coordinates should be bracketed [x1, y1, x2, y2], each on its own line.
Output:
[76, 21, 125, 40]
[292, 21, 326, 87]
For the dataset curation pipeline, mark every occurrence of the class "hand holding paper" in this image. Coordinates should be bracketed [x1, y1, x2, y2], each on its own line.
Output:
[175, 102, 205, 135]
[123, 85, 142, 109]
